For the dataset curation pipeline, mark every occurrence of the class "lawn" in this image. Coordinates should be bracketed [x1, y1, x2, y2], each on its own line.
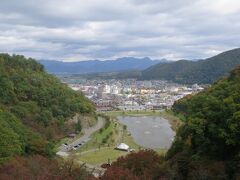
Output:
[104, 110, 163, 117]
[78, 118, 117, 152]
[69, 111, 180, 165]
[120, 126, 141, 150]
[70, 116, 142, 165]
[76, 147, 128, 165]
[77, 117, 141, 151]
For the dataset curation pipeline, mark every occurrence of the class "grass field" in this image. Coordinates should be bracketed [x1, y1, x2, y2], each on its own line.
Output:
[77, 118, 118, 152]
[104, 110, 163, 117]
[76, 147, 128, 165]
[77, 114, 141, 150]
[69, 110, 181, 165]
[71, 116, 141, 165]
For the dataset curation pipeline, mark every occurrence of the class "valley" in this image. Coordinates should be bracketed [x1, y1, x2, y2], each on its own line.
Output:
[56, 110, 179, 172]
[1, 51, 240, 179]
[1, 1, 240, 179]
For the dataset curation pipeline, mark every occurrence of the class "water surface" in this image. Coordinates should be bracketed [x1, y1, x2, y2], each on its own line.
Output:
[117, 116, 175, 149]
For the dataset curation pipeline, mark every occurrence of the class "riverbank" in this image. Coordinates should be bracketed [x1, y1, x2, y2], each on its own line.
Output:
[104, 110, 182, 155]
[104, 110, 182, 131]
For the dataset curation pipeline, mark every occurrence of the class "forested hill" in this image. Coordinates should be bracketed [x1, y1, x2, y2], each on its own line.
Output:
[167, 65, 240, 178]
[141, 48, 240, 84]
[0, 54, 95, 163]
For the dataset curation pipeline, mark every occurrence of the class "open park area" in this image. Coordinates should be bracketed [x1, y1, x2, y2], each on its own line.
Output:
[56, 110, 180, 166]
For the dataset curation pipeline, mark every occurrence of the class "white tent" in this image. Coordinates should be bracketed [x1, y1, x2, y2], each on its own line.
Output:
[116, 143, 129, 151]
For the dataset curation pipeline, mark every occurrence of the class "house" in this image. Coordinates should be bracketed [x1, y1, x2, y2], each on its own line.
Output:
[116, 143, 129, 151]
[68, 133, 76, 138]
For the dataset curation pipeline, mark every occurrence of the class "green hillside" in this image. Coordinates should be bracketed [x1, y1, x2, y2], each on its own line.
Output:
[102, 66, 240, 179]
[168, 65, 240, 178]
[141, 48, 240, 84]
[0, 54, 95, 163]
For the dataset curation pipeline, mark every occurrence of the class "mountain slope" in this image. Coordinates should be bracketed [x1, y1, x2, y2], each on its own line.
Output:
[39, 57, 163, 74]
[166, 65, 240, 178]
[0, 54, 95, 163]
[141, 48, 240, 84]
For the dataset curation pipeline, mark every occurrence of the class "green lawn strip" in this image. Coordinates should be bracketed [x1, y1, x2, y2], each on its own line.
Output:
[94, 121, 114, 143]
[76, 147, 128, 165]
[118, 123, 142, 150]
[104, 110, 182, 131]
[103, 110, 162, 117]
[77, 119, 116, 152]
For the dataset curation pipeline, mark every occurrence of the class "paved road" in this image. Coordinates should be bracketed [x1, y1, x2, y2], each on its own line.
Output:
[56, 117, 106, 177]
[57, 117, 105, 153]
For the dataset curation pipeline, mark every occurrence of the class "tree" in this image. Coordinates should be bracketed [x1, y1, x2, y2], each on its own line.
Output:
[104, 150, 168, 179]
[101, 167, 138, 180]
[75, 120, 82, 133]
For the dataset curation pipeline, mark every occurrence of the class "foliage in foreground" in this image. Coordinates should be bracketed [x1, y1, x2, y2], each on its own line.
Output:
[101, 150, 168, 180]
[0, 155, 93, 180]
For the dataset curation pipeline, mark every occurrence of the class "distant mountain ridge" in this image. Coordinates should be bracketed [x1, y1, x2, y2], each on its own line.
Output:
[39, 57, 166, 74]
[68, 48, 240, 84]
[141, 48, 240, 84]
[40, 48, 240, 84]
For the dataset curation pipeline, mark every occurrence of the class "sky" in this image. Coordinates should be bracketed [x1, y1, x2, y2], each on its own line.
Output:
[0, 0, 240, 61]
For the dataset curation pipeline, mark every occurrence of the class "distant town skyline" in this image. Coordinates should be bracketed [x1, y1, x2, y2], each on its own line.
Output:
[0, 0, 239, 61]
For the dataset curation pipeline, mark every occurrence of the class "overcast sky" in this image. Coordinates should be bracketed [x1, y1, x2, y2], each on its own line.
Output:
[0, 0, 239, 61]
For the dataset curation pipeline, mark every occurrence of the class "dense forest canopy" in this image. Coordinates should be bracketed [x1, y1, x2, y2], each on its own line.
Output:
[0, 54, 95, 163]
[167, 65, 240, 178]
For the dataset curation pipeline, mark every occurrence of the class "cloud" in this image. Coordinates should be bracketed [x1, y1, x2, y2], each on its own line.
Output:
[0, 0, 239, 61]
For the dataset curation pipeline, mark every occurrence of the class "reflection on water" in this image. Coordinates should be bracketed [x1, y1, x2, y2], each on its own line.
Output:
[117, 116, 175, 149]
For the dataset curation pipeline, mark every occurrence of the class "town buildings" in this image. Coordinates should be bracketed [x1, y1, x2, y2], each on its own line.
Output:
[67, 79, 204, 112]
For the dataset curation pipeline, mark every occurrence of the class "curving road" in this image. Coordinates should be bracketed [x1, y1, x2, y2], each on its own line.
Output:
[57, 117, 105, 155]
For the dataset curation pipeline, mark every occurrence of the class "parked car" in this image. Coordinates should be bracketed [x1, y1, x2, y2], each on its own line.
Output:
[62, 143, 68, 147]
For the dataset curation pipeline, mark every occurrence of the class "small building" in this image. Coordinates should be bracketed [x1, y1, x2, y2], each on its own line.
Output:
[116, 143, 129, 151]
[68, 133, 76, 138]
